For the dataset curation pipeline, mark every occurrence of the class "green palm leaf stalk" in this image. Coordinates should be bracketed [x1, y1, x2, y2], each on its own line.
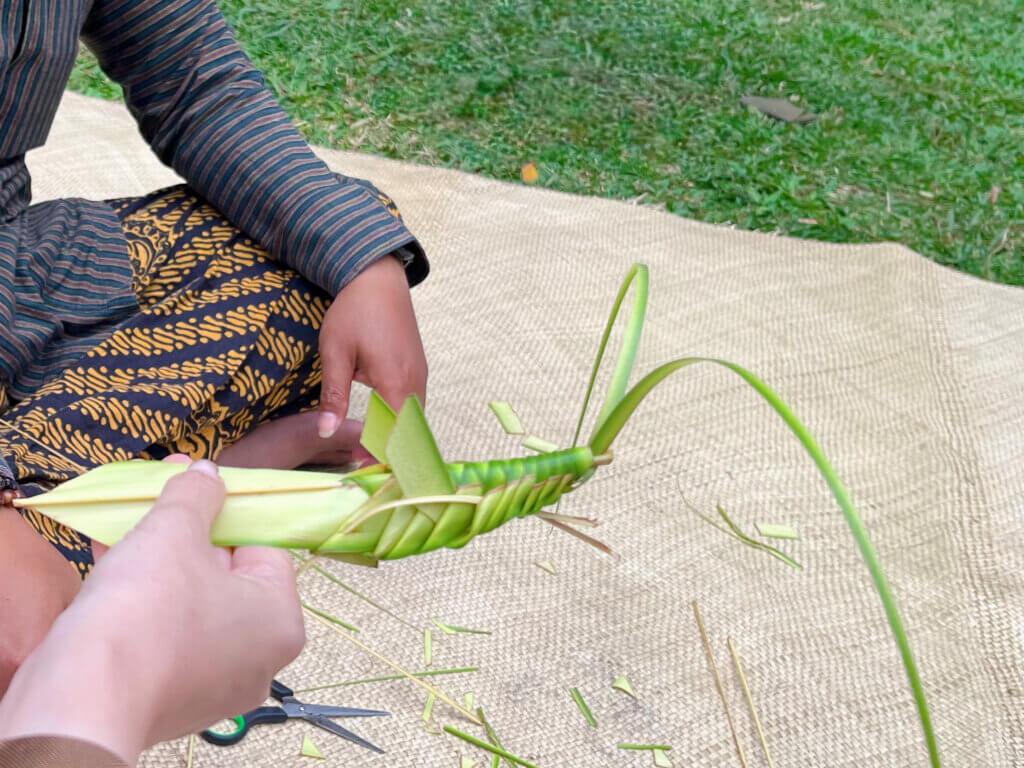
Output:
[16, 263, 938, 767]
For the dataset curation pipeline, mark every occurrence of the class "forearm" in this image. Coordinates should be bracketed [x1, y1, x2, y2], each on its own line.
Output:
[0, 611, 152, 765]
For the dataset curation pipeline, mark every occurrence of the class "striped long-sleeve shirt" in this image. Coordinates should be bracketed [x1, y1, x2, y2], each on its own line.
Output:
[0, 0, 428, 402]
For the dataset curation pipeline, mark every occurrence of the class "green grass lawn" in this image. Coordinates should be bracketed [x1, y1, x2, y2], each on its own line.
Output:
[69, 0, 1024, 285]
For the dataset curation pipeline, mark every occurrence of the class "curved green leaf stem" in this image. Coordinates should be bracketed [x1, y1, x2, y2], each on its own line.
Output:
[590, 356, 939, 768]
[571, 263, 649, 447]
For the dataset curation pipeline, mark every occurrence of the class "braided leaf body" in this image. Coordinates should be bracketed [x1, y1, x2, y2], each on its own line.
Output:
[16, 450, 597, 560]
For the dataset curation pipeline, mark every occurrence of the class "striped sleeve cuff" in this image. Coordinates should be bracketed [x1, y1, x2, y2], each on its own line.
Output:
[271, 176, 429, 295]
[268, 175, 428, 296]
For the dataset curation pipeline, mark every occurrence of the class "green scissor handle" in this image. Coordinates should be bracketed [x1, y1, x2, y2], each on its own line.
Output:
[201, 709, 287, 746]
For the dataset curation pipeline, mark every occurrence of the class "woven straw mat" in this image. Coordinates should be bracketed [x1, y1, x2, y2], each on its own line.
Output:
[24, 91, 1023, 768]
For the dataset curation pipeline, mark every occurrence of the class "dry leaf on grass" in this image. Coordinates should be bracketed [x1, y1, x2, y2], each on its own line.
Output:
[741, 95, 817, 124]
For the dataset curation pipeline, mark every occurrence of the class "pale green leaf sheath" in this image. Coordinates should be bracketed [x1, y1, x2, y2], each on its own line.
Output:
[15, 264, 939, 768]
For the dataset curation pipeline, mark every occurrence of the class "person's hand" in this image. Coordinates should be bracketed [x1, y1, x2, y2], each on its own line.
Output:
[0, 460, 305, 764]
[216, 411, 375, 469]
[317, 254, 427, 437]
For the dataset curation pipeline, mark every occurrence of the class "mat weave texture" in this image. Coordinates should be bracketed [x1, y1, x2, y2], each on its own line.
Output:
[25, 92, 1023, 768]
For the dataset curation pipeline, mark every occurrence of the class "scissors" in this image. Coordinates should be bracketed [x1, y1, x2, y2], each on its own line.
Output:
[200, 679, 389, 754]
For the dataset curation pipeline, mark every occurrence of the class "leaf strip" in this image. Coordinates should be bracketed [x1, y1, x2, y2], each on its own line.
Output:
[443, 726, 539, 768]
[301, 602, 359, 633]
[570, 687, 597, 727]
[755, 522, 799, 540]
[522, 435, 559, 453]
[693, 602, 749, 768]
[303, 605, 481, 725]
[433, 619, 458, 635]
[291, 551, 420, 633]
[714, 505, 803, 570]
[537, 512, 600, 528]
[478, 707, 513, 768]
[442, 624, 492, 636]
[570, 263, 649, 447]
[293, 667, 478, 694]
[587, 354, 939, 767]
[617, 744, 672, 751]
[489, 402, 525, 435]
[541, 517, 614, 555]
[728, 638, 776, 768]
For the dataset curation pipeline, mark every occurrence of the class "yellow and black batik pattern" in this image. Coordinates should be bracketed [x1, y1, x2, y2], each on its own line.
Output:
[1, 185, 338, 577]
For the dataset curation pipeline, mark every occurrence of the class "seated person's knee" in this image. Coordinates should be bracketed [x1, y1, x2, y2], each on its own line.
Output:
[0, 504, 81, 696]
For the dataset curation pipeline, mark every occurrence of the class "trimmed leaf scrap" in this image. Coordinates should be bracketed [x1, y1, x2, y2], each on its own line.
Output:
[447, 624, 492, 635]
[612, 676, 637, 698]
[536, 512, 599, 528]
[694, 601, 749, 768]
[293, 667, 478, 695]
[489, 401, 525, 435]
[692, 501, 803, 570]
[304, 606, 481, 725]
[444, 726, 538, 768]
[478, 707, 511, 768]
[540, 517, 614, 555]
[756, 522, 799, 540]
[433, 619, 492, 636]
[302, 602, 359, 633]
[300, 735, 325, 759]
[433, 619, 459, 635]
[618, 744, 672, 751]
[729, 637, 776, 768]
[522, 435, 559, 453]
[570, 687, 597, 727]
[291, 552, 419, 633]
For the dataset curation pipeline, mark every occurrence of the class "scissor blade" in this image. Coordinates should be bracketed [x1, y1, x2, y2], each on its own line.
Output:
[309, 714, 385, 754]
[304, 704, 390, 718]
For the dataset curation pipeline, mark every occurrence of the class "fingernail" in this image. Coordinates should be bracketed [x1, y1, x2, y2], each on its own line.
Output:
[188, 459, 220, 478]
[318, 412, 339, 439]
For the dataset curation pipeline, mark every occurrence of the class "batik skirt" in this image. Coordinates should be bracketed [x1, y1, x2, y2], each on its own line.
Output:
[0, 185, 354, 577]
